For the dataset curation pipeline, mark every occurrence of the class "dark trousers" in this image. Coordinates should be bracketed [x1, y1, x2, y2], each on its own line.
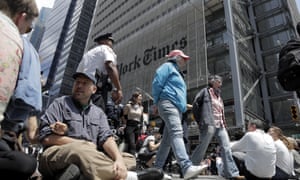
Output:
[124, 120, 140, 155]
[272, 166, 290, 180]
[233, 153, 271, 180]
[0, 140, 36, 180]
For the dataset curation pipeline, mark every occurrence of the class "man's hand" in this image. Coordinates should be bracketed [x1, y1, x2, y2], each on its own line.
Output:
[50, 122, 68, 135]
[113, 158, 127, 180]
[115, 89, 123, 104]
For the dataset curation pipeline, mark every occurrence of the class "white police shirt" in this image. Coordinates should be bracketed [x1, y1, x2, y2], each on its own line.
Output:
[76, 44, 117, 76]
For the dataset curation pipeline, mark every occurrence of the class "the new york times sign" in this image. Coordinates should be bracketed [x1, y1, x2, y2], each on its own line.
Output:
[118, 36, 187, 77]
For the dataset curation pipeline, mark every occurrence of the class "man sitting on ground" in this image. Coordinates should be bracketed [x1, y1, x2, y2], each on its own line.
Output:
[231, 119, 276, 180]
[138, 127, 161, 168]
[38, 70, 163, 180]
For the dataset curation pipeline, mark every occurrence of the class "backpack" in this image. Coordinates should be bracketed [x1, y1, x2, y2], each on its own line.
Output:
[277, 39, 300, 91]
[192, 90, 204, 122]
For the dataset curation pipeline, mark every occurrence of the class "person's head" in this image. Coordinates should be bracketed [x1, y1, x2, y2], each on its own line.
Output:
[247, 119, 264, 131]
[208, 75, 222, 89]
[72, 72, 97, 105]
[166, 49, 190, 69]
[130, 91, 142, 105]
[0, 0, 39, 34]
[268, 126, 292, 149]
[152, 127, 161, 140]
[94, 33, 114, 48]
[268, 126, 286, 141]
[287, 137, 299, 151]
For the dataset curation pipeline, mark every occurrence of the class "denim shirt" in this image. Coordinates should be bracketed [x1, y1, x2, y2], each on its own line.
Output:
[39, 96, 113, 149]
[13, 36, 42, 111]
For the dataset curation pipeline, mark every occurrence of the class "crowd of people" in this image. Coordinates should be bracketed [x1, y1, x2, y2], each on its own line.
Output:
[1, 1, 300, 180]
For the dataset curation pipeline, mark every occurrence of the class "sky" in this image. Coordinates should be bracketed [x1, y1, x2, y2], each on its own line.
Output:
[35, 0, 55, 10]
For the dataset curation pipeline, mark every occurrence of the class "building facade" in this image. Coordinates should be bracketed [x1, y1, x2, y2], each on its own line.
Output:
[41, 0, 300, 134]
[39, 0, 97, 107]
[85, 0, 300, 133]
[29, 7, 51, 51]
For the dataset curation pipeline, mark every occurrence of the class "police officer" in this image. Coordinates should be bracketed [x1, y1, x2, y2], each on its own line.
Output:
[76, 33, 122, 110]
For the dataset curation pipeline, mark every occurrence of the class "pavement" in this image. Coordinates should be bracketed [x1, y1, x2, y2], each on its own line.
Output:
[166, 173, 226, 179]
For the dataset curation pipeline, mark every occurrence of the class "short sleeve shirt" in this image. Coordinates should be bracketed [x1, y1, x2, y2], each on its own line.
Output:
[76, 44, 117, 76]
[0, 12, 23, 116]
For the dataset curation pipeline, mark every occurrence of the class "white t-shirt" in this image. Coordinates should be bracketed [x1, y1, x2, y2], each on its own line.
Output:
[274, 139, 294, 175]
[231, 129, 276, 178]
[76, 44, 117, 76]
[139, 135, 155, 154]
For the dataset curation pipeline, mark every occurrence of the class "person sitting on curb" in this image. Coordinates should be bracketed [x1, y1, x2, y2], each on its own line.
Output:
[138, 127, 161, 168]
[38, 71, 164, 180]
[231, 119, 276, 180]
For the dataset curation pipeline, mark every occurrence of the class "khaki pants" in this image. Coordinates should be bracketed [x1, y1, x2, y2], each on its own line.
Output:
[39, 141, 136, 180]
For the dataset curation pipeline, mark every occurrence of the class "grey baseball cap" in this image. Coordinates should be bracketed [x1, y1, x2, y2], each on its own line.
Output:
[73, 72, 96, 84]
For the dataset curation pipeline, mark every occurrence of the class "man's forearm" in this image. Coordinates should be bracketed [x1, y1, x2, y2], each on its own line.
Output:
[103, 136, 123, 161]
[41, 134, 80, 146]
[106, 63, 122, 90]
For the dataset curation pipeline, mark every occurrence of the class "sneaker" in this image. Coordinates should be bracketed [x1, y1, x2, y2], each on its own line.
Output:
[163, 173, 172, 180]
[137, 168, 164, 180]
[183, 165, 208, 180]
[126, 171, 138, 180]
[57, 164, 80, 180]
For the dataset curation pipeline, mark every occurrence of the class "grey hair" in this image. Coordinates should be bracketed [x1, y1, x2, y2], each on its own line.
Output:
[248, 119, 264, 129]
[208, 75, 222, 87]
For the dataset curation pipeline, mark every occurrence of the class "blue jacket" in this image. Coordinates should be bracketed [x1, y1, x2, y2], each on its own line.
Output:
[152, 61, 187, 113]
[13, 36, 42, 111]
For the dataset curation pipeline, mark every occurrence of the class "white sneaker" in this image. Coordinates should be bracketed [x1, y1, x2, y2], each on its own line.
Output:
[126, 171, 138, 180]
[163, 173, 172, 180]
[184, 165, 208, 180]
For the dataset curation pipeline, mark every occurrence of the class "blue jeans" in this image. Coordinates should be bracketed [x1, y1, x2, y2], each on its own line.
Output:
[191, 124, 239, 178]
[154, 100, 192, 175]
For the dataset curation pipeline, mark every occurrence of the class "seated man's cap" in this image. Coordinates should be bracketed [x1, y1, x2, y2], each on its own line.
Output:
[165, 49, 190, 61]
[73, 71, 96, 84]
[94, 33, 114, 43]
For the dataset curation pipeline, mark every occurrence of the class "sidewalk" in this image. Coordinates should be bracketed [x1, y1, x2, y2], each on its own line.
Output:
[168, 173, 227, 180]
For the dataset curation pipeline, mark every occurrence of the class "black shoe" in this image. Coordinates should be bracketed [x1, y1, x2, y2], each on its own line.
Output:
[57, 164, 81, 180]
[137, 168, 164, 180]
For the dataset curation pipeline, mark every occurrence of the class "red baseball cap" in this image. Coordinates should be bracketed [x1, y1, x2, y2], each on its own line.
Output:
[166, 49, 190, 60]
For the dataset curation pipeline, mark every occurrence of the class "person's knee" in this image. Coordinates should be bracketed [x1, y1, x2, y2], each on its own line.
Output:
[16, 153, 37, 175]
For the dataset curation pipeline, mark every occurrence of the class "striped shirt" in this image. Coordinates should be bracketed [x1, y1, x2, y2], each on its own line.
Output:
[209, 88, 225, 128]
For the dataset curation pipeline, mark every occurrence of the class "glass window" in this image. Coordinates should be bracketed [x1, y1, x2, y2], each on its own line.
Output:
[263, 53, 279, 72]
[267, 76, 290, 96]
[270, 98, 296, 124]
[260, 30, 290, 50]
